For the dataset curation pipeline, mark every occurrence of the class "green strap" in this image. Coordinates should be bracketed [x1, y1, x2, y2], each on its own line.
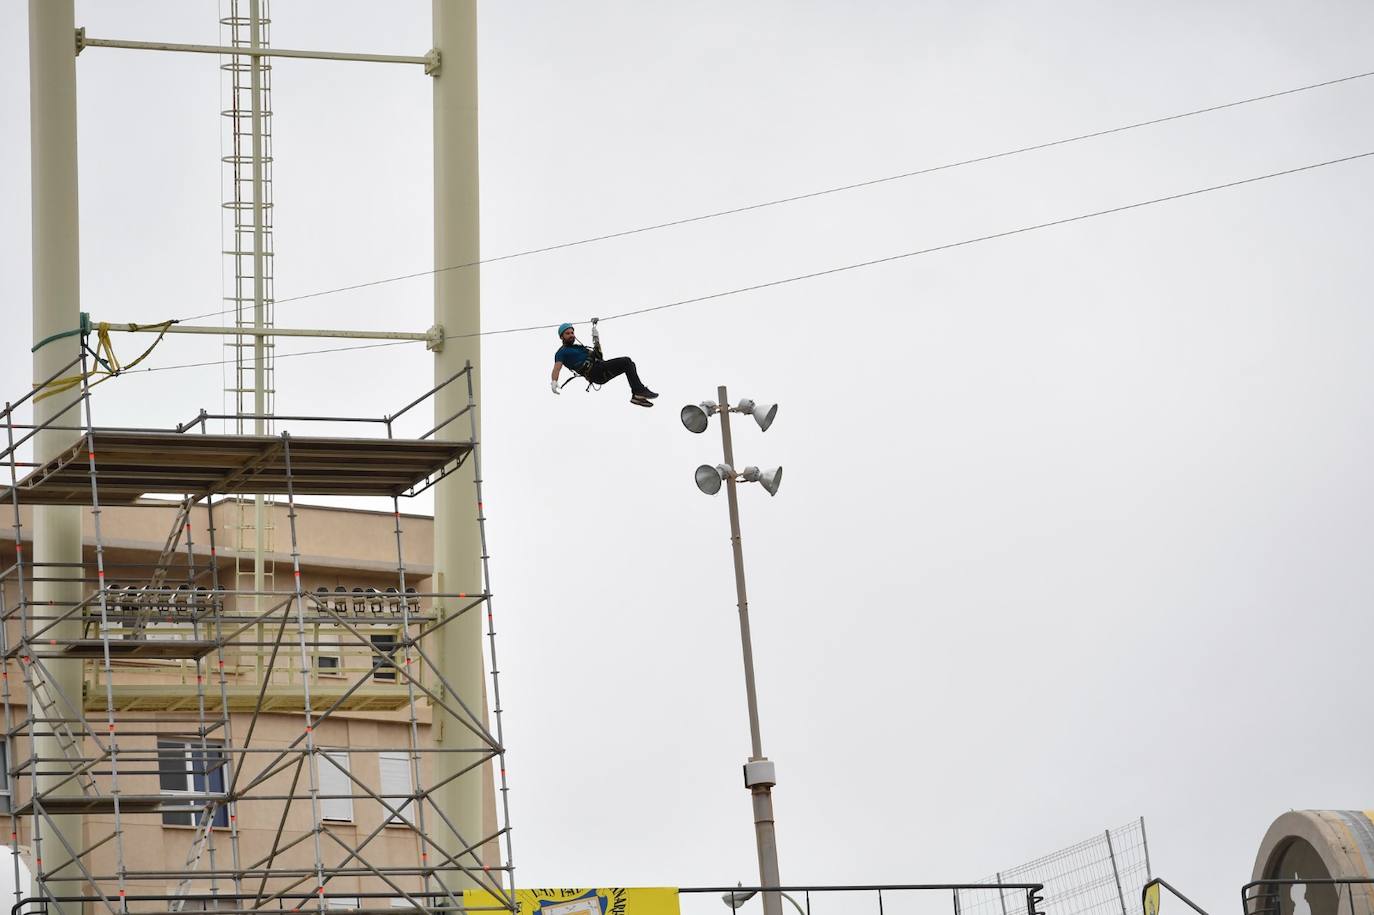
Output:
[30, 312, 91, 353]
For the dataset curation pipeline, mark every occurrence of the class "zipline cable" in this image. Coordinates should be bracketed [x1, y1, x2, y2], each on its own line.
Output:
[455, 149, 1374, 338]
[171, 67, 1374, 324]
[141, 146, 1374, 373]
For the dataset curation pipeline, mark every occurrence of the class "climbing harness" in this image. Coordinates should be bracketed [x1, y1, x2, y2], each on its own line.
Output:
[558, 318, 606, 393]
[33, 313, 177, 402]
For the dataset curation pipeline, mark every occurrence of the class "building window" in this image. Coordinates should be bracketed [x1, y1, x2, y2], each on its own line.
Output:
[0, 739, 10, 814]
[317, 655, 342, 676]
[370, 632, 399, 681]
[324, 897, 359, 910]
[379, 751, 413, 827]
[317, 750, 353, 822]
[158, 739, 228, 828]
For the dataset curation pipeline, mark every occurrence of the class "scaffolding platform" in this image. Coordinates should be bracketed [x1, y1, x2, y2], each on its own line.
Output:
[85, 681, 415, 712]
[14, 795, 223, 816]
[1, 431, 472, 505]
[2, 359, 515, 914]
[57, 639, 220, 659]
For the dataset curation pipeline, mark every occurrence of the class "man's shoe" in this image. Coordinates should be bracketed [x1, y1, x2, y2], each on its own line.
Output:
[630, 394, 654, 408]
[642, 390, 660, 399]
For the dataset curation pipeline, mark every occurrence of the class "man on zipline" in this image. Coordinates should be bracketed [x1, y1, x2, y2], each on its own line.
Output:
[550, 321, 658, 407]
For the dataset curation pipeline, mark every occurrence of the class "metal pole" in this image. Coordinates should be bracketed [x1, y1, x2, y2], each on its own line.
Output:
[77, 36, 435, 68]
[717, 385, 783, 915]
[248, 0, 267, 615]
[1140, 817, 1152, 880]
[431, 0, 484, 895]
[1106, 829, 1128, 915]
[29, 3, 85, 911]
[104, 323, 438, 343]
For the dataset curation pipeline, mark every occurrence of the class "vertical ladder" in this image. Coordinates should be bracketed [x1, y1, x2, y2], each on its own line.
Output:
[219, 0, 277, 612]
[170, 495, 244, 911]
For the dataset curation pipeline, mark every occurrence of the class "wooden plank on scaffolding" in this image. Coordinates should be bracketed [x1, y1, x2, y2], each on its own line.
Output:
[14, 795, 199, 815]
[85, 681, 416, 712]
[1, 431, 472, 505]
[55, 639, 220, 659]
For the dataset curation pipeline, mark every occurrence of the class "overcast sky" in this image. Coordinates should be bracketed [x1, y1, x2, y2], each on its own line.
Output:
[3, 1, 1374, 911]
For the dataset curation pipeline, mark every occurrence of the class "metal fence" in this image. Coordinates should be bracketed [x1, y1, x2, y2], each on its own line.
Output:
[680, 883, 1045, 915]
[677, 820, 1148, 915]
[958, 819, 1152, 915]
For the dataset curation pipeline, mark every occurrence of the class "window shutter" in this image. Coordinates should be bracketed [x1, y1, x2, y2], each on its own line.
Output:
[318, 750, 353, 822]
[379, 751, 412, 825]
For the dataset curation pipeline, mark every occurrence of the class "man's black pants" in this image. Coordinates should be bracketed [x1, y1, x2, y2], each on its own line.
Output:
[585, 357, 649, 395]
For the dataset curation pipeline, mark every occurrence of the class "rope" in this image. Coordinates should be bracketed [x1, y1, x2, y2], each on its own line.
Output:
[34, 320, 178, 402]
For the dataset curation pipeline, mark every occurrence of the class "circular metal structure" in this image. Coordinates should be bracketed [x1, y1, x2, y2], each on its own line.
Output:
[1250, 811, 1374, 915]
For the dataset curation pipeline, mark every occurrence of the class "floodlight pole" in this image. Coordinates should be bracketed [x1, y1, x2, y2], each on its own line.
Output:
[716, 385, 783, 915]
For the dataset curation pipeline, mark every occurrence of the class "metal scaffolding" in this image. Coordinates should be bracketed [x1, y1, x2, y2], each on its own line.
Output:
[1, 354, 515, 915]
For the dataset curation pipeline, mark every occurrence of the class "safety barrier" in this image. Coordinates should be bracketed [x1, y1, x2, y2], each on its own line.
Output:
[680, 882, 1046, 915]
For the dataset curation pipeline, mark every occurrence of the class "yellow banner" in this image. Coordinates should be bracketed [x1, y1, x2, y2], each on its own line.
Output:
[1143, 882, 1161, 915]
[462, 888, 680, 915]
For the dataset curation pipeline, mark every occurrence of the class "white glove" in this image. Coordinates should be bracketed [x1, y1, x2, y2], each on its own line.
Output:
[550, 380, 561, 394]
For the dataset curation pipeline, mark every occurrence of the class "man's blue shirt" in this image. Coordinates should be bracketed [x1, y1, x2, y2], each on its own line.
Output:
[555, 344, 592, 371]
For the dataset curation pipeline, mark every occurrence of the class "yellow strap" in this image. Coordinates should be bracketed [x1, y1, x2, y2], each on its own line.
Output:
[32, 374, 87, 404]
[111, 321, 173, 372]
[33, 320, 176, 403]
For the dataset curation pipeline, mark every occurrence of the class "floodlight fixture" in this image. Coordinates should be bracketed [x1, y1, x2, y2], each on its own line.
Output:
[694, 463, 733, 496]
[722, 890, 756, 909]
[680, 401, 718, 434]
[720, 889, 806, 915]
[736, 398, 779, 432]
[740, 465, 783, 497]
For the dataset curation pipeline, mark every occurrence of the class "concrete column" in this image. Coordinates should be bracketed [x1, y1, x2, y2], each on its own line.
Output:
[431, 0, 485, 895]
[29, 2, 86, 910]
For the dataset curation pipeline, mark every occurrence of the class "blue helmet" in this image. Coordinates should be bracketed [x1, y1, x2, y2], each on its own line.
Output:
[557, 323, 574, 338]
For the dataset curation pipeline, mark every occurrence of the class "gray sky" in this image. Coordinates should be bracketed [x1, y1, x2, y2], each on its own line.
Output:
[4, 0, 1374, 910]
